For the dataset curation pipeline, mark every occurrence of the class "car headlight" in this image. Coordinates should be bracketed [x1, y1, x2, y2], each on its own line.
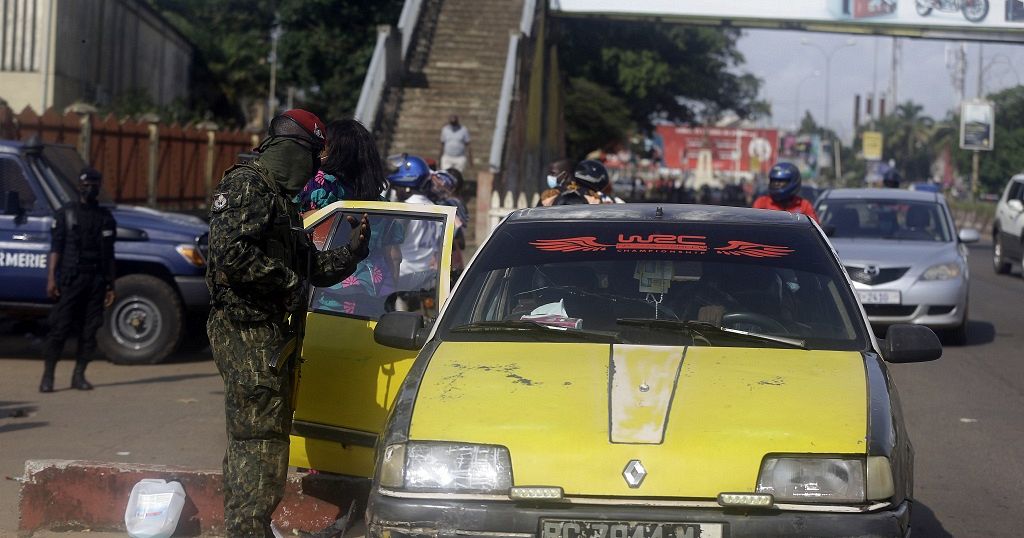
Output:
[175, 244, 206, 267]
[919, 262, 962, 281]
[756, 457, 865, 503]
[380, 442, 513, 493]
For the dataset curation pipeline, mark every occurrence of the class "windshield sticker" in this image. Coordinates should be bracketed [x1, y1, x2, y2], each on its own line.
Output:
[616, 234, 707, 253]
[530, 237, 612, 252]
[531, 236, 794, 258]
[715, 241, 794, 258]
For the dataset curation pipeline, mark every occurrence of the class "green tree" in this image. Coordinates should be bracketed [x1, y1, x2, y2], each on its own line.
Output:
[277, 0, 403, 120]
[151, 0, 276, 124]
[557, 19, 768, 140]
[150, 0, 401, 125]
[948, 85, 1024, 194]
[878, 102, 935, 182]
[564, 77, 634, 160]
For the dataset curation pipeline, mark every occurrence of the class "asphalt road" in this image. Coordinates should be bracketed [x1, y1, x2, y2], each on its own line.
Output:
[888, 241, 1024, 537]
[0, 241, 1022, 537]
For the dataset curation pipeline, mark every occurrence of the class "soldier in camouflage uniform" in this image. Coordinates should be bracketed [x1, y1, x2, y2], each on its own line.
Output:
[206, 109, 371, 537]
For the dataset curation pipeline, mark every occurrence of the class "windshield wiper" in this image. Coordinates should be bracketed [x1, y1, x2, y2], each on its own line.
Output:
[616, 318, 807, 349]
[450, 321, 620, 343]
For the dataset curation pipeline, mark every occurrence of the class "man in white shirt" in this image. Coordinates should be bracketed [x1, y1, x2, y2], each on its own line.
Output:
[439, 115, 472, 173]
[386, 154, 445, 291]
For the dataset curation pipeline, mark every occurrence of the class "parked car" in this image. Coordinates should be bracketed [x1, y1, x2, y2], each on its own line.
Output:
[992, 174, 1024, 275]
[0, 140, 210, 363]
[289, 201, 941, 538]
[816, 188, 978, 344]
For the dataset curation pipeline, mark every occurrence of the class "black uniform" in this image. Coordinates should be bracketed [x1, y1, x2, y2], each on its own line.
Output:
[43, 201, 116, 374]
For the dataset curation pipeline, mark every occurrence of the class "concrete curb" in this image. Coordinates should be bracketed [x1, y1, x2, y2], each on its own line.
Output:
[19, 460, 368, 535]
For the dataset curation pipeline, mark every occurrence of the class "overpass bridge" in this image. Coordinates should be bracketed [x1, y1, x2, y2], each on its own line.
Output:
[354, 0, 1023, 238]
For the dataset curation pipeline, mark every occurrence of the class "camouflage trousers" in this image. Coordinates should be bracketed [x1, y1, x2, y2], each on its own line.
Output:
[208, 309, 293, 537]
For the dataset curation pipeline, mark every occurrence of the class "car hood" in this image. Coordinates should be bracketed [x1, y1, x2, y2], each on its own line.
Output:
[410, 342, 868, 498]
[830, 238, 957, 268]
[110, 205, 208, 242]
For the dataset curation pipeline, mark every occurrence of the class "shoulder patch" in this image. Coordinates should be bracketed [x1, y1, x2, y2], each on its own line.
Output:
[212, 193, 229, 212]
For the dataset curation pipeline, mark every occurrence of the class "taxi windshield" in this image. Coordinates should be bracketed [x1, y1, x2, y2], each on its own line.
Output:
[438, 220, 868, 351]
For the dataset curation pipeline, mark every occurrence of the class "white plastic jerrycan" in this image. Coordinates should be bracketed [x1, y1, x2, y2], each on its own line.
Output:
[124, 478, 186, 538]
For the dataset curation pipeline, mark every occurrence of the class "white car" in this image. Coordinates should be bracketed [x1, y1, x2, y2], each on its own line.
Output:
[993, 175, 1024, 275]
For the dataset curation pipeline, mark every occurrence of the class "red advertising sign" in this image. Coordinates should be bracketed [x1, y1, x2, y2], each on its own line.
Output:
[656, 126, 780, 174]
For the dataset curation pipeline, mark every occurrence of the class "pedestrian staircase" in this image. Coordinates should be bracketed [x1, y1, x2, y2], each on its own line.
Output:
[382, 0, 526, 175]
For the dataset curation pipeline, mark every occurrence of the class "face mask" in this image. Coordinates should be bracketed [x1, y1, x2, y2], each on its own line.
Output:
[81, 184, 100, 202]
[546, 175, 559, 189]
[256, 137, 320, 195]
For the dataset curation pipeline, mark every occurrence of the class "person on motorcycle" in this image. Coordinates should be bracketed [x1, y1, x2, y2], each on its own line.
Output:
[883, 168, 902, 189]
[752, 162, 818, 222]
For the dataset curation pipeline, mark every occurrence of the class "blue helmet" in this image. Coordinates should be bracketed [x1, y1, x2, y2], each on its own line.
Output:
[386, 153, 431, 191]
[768, 162, 801, 203]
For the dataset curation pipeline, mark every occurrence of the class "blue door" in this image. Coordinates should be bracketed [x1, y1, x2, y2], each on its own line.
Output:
[0, 156, 53, 303]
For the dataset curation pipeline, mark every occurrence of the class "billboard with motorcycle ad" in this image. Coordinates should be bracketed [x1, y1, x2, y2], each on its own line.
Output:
[553, 0, 1024, 41]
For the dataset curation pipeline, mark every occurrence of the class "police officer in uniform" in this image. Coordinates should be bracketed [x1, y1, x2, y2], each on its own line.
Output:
[41, 167, 116, 393]
[206, 109, 371, 537]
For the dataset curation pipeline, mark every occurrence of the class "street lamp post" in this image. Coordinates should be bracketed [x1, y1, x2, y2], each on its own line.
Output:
[801, 38, 857, 131]
[795, 70, 821, 129]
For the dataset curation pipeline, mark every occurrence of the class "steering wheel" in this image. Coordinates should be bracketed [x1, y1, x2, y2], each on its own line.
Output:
[721, 312, 790, 334]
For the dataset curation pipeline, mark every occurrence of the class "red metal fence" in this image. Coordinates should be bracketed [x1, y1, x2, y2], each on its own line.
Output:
[0, 104, 258, 210]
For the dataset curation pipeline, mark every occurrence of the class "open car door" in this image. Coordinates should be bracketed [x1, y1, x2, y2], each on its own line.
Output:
[290, 200, 456, 476]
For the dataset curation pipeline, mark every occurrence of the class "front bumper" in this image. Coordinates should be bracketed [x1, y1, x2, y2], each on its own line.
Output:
[367, 492, 910, 538]
[856, 277, 967, 329]
[174, 275, 210, 308]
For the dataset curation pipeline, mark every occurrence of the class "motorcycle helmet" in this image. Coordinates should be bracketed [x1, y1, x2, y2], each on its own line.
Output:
[386, 153, 431, 191]
[767, 162, 801, 204]
[429, 170, 458, 200]
[882, 168, 902, 189]
[572, 160, 609, 193]
[552, 190, 589, 206]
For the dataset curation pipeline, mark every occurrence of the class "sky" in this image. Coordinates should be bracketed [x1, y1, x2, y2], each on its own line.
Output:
[736, 29, 1024, 141]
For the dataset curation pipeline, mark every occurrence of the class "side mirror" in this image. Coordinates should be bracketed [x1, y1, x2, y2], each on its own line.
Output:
[374, 311, 427, 350]
[3, 190, 21, 215]
[881, 324, 943, 363]
[1009, 199, 1024, 212]
[958, 228, 980, 243]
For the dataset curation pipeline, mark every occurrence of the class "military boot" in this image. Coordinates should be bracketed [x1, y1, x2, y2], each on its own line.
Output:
[71, 364, 93, 391]
[39, 359, 56, 393]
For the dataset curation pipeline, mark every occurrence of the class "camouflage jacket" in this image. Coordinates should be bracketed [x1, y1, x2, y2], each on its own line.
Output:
[206, 161, 359, 322]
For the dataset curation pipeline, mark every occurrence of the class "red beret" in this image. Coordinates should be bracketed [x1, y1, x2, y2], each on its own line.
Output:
[281, 109, 326, 145]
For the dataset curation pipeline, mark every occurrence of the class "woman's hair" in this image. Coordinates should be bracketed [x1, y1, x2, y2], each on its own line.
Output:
[320, 119, 388, 200]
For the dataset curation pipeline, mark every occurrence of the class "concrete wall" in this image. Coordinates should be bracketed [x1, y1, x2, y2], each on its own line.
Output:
[0, 0, 192, 113]
[52, 0, 192, 110]
[0, 0, 52, 112]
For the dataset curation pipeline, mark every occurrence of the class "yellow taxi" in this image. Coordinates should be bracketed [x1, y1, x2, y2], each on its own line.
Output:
[290, 202, 941, 538]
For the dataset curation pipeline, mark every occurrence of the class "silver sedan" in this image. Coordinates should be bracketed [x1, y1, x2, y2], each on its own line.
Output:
[816, 188, 979, 344]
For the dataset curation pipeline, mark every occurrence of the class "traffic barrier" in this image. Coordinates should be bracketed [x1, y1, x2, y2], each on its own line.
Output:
[19, 459, 368, 535]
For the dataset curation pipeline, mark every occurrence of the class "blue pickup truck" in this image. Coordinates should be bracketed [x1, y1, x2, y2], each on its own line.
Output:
[1, 140, 210, 364]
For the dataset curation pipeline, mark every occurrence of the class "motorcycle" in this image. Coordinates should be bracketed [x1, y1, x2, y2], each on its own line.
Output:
[915, 0, 990, 23]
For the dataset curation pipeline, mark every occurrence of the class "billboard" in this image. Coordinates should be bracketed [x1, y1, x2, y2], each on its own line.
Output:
[656, 126, 780, 174]
[552, 0, 1024, 42]
[960, 100, 995, 150]
[862, 131, 884, 161]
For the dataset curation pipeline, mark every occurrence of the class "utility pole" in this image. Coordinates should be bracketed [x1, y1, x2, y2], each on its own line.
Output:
[267, 18, 282, 126]
[971, 44, 983, 203]
[889, 37, 901, 114]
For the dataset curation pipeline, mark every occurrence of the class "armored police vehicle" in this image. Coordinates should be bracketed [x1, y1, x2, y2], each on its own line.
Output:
[1, 140, 209, 364]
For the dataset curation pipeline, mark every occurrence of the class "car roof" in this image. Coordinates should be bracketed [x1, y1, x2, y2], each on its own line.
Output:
[0, 140, 25, 154]
[507, 203, 812, 225]
[819, 188, 940, 203]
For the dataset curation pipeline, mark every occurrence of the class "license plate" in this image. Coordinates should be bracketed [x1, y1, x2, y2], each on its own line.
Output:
[858, 290, 901, 304]
[541, 520, 725, 538]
